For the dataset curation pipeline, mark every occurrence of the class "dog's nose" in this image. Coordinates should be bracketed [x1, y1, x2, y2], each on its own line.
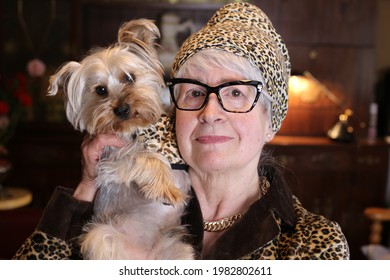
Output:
[114, 104, 130, 119]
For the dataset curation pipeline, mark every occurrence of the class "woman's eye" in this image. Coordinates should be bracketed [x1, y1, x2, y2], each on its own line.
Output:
[226, 89, 244, 98]
[189, 90, 204, 98]
[230, 89, 243, 97]
[95, 86, 108, 96]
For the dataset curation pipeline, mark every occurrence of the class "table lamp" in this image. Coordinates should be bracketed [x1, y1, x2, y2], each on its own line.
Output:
[289, 71, 354, 142]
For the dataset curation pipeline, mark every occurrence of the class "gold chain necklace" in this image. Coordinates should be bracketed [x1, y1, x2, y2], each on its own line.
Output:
[203, 214, 242, 232]
[203, 176, 270, 232]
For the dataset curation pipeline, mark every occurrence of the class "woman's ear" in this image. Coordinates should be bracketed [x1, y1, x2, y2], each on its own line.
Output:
[265, 126, 275, 143]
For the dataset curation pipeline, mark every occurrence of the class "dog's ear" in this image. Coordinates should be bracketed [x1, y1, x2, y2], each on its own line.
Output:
[118, 19, 160, 48]
[48, 61, 84, 130]
[47, 61, 81, 96]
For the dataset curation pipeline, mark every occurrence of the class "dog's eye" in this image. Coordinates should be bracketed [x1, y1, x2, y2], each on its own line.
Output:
[124, 73, 135, 84]
[95, 86, 108, 96]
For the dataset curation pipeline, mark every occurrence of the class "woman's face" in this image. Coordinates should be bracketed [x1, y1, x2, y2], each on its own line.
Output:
[175, 67, 274, 176]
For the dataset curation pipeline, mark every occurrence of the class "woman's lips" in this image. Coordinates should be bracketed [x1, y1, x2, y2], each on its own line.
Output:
[196, 135, 232, 144]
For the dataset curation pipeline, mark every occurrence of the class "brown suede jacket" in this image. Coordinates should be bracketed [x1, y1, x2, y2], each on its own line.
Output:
[13, 170, 350, 260]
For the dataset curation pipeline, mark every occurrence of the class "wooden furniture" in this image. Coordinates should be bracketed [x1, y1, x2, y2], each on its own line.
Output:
[364, 207, 390, 245]
[269, 136, 389, 259]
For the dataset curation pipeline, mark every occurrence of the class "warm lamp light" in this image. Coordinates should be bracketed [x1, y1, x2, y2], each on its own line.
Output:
[288, 74, 321, 103]
[288, 71, 354, 142]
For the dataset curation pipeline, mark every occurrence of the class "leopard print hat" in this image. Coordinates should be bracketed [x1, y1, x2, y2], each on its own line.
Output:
[171, 2, 291, 132]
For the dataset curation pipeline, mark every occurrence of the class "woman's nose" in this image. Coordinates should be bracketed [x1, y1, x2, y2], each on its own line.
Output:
[199, 94, 225, 124]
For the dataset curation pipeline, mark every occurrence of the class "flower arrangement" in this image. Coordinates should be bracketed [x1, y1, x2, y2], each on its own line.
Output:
[0, 72, 33, 145]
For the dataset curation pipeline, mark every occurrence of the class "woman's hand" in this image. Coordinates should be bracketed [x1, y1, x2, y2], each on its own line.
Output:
[73, 134, 126, 202]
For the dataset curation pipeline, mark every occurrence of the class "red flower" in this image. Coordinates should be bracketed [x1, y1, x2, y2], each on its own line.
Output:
[0, 71, 33, 144]
[0, 101, 10, 114]
[13, 88, 33, 108]
[17, 93, 32, 108]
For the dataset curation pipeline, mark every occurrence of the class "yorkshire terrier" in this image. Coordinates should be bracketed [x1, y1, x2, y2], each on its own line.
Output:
[48, 19, 194, 259]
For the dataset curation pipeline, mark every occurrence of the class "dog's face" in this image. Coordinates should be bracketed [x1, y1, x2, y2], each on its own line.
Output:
[48, 19, 164, 137]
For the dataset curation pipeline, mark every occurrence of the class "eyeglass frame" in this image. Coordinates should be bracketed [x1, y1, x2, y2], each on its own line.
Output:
[166, 78, 264, 113]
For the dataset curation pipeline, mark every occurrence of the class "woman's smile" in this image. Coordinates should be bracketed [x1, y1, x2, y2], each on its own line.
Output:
[195, 135, 233, 144]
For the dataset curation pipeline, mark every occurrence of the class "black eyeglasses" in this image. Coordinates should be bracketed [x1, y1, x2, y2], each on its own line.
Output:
[167, 78, 263, 113]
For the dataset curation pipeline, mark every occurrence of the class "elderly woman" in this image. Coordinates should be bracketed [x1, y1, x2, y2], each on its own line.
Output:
[14, 2, 349, 260]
